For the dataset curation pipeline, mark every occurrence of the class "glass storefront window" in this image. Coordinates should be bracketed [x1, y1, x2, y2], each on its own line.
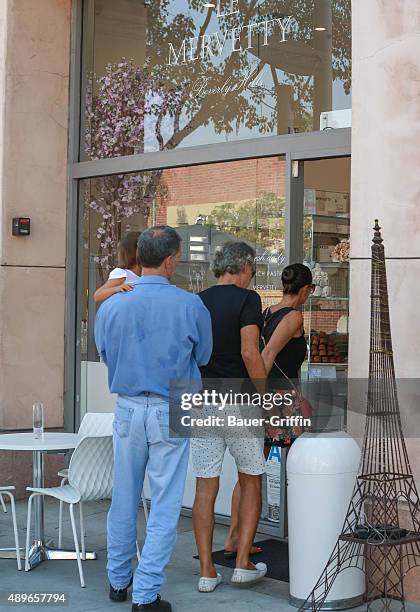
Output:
[79, 156, 285, 413]
[81, 0, 351, 160]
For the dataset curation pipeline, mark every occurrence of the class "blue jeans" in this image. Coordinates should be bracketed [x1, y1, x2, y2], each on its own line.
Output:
[107, 394, 190, 605]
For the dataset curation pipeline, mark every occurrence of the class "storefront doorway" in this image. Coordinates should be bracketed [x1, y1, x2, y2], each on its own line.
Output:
[68, 148, 350, 538]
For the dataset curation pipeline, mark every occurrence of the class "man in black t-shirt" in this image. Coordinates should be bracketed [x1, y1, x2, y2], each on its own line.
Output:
[191, 241, 268, 592]
[199, 281, 262, 380]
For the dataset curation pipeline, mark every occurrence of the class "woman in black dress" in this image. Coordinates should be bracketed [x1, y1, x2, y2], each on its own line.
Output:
[261, 263, 313, 445]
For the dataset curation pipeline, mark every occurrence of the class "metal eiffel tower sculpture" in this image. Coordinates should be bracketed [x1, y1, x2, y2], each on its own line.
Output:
[300, 221, 420, 612]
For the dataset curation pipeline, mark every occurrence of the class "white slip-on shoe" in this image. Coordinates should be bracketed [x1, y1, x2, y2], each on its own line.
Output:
[198, 573, 222, 593]
[231, 562, 267, 586]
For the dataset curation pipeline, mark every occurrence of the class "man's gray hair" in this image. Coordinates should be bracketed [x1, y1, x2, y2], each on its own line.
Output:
[211, 241, 256, 278]
[137, 225, 181, 268]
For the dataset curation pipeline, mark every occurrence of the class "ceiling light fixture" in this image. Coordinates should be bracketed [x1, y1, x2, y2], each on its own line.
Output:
[315, 27, 327, 31]
[203, 2, 216, 7]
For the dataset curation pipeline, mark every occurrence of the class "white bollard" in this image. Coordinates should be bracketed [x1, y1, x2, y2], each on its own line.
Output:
[287, 431, 365, 609]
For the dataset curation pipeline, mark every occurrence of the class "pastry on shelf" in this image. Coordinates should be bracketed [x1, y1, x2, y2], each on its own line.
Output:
[331, 238, 350, 263]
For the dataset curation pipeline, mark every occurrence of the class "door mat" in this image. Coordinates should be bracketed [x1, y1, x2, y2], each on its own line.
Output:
[194, 538, 289, 582]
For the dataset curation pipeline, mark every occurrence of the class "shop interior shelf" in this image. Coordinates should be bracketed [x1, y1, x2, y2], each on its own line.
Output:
[310, 230, 350, 237]
[309, 308, 348, 313]
[315, 261, 349, 268]
[304, 214, 350, 222]
[307, 362, 348, 368]
[309, 296, 349, 301]
[309, 309, 348, 314]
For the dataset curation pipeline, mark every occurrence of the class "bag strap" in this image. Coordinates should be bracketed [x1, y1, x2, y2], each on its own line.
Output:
[261, 307, 302, 400]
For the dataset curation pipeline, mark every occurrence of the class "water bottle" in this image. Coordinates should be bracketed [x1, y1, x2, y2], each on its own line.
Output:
[33, 402, 44, 439]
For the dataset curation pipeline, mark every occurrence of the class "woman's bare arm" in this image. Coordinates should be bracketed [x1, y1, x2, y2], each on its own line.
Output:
[261, 310, 303, 374]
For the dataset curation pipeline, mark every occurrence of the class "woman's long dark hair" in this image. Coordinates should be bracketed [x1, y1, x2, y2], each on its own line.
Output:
[281, 263, 312, 294]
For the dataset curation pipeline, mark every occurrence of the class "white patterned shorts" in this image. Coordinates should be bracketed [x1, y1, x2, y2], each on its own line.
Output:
[190, 404, 266, 478]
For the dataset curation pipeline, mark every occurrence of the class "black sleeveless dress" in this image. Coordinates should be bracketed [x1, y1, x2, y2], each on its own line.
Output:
[261, 307, 308, 447]
[261, 306, 307, 387]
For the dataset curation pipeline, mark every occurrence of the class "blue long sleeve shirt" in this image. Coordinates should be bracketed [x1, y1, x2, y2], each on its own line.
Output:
[94, 276, 213, 398]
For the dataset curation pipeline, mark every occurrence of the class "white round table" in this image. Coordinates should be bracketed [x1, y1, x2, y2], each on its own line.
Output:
[0, 432, 97, 568]
[0, 432, 80, 452]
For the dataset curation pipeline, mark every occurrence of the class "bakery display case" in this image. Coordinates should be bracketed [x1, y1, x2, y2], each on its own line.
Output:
[301, 206, 350, 431]
[303, 212, 349, 375]
[302, 199, 350, 430]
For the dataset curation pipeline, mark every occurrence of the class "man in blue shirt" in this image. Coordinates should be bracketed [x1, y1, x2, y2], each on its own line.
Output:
[95, 226, 212, 612]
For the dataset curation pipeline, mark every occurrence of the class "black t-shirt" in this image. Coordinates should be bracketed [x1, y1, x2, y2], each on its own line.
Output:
[198, 284, 262, 379]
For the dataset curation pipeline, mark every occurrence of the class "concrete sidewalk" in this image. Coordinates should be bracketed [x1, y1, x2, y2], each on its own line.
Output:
[0, 499, 419, 612]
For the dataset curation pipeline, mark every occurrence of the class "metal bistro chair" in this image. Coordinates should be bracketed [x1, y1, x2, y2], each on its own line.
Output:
[26, 435, 113, 587]
[0, 493, 7, 513]
[57, 412, 149, 560]
[0, 485, 21, 570]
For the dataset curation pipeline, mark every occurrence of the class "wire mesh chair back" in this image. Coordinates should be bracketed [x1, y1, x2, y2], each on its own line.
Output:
[68, 435, 113, 502]
[78, 412, 114, 437]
